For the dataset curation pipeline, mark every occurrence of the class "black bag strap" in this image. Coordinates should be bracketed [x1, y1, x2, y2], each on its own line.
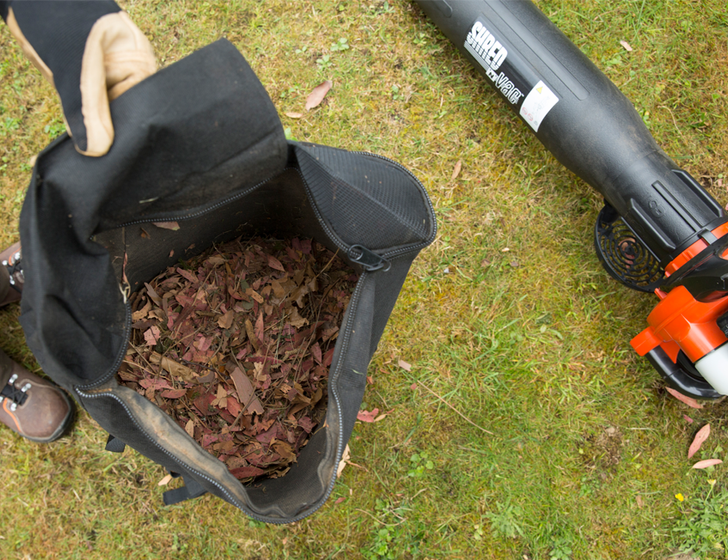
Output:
[105, 434, 126, 453]
[163, 474, 207, 505]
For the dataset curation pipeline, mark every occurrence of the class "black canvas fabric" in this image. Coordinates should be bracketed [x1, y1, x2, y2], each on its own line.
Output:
[18, 39, 436, 522]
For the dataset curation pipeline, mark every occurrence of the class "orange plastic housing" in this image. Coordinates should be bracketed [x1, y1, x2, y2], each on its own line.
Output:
[631, 285, 728, 362]
[632, 222, 728, 363]
[665, 221, 728, 277]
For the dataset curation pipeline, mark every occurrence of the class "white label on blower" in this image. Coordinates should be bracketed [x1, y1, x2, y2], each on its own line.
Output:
[520, 80, 559, 132]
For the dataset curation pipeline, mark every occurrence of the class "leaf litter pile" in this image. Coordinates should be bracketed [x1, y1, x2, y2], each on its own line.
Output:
[117, 237, 358, 482]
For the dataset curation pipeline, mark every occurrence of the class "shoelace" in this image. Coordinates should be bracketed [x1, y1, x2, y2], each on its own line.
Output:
[0, 374, 30, 411]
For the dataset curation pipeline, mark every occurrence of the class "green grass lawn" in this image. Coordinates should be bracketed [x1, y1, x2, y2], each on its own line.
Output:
[1, 1, 728, 558]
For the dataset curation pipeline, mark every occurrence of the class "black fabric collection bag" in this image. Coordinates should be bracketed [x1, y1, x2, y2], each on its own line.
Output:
[18, 40, 436, 522]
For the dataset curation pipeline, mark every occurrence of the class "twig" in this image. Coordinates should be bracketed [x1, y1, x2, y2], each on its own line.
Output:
[416, 379, 494, 436]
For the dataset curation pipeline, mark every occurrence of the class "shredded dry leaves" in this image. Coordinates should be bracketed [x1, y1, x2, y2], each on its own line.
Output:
[117, 237, 358, 482]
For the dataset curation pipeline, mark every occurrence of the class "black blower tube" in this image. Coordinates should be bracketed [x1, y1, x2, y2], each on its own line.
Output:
[414, 0, 727, 268]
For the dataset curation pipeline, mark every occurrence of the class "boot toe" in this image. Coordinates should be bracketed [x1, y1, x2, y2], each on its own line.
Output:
[1, 364, 74, 443]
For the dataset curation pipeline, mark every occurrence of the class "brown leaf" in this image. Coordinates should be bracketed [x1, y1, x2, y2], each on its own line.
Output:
[217, 310, 235, 330]
[337, 444, 351, 477]
[357, 408, 380, 423]
[144, 326, 161, 346]
[229, 465, 266, 479]
[157, 474, 173, 486]
[305, 80, 332, 110]
[153, 221, 181, 231]
[247, 288, 265, 304]
[143, 282, 163, 307]
[149, 352, 198, 382]
[666, 387, 704, 409]
[131, 299, 152, 322]
[451, 159, 462, 181]
[122, 252, 129, 285]
[692, 459, 722, 469]
[185, 419, 195, 437]
[289, 308, 308, 329]
[230, 367, 264, 415]
[398, 359, 412, 372]
[619, 40, 633, 52]
[245, 319, 260, 351]
[268, 255, 285, 272]
[160, 388, 187, 399]
[688, 424, 711, 459]
[285, 112, 303, 119]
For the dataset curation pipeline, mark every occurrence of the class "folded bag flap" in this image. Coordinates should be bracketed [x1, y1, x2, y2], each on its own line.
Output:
[19, 39, 288, 389]
[294, 143, 436, 253]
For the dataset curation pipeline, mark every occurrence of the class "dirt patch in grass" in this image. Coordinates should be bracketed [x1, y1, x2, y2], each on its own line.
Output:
[581, 426, 623, 477]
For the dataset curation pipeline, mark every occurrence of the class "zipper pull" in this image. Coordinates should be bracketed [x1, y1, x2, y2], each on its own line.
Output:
[348, 245, 391, 272]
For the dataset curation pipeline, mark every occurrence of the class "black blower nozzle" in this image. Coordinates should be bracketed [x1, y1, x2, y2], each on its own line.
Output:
[415, 0, 728, 399]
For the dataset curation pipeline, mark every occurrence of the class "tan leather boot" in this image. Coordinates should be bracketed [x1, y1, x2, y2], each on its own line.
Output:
[0, 352, 74, 442]
[0, 242, 74, 442]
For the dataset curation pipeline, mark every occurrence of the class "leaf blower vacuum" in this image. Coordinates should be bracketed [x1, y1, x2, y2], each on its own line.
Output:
[414, 0, 728, 400]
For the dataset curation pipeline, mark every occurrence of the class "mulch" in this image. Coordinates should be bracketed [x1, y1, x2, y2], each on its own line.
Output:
[117, 236, 358, 481]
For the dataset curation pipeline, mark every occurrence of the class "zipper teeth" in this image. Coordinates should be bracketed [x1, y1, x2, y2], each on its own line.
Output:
[286, 269, 367, 523]
[75, 389, 252, 515]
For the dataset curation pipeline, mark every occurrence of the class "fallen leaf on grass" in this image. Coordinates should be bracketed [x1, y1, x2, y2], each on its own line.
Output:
[619, 40, 633, 52]
[451, 160, 462, 181]
[666, 387, 704, 409]
[337, 444, 351, 477]
[635, 495, 644, 508]
[688, 424, 710, 459]
[157, 474, 173, 486]
[285, 112, 303, 119]
[305, 80, 332, 110]
[334, 497, 346, 504]
[357, 408, 380, 423]
[683, 415, 693, 423]
[692, 459, 722, 469]
[153, 221, 180, 231]
[398, 359, 412, 372]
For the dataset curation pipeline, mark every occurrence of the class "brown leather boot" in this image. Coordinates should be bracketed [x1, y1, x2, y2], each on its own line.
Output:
[0, 351, 73, 442]
[0, 242, 74, 442]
